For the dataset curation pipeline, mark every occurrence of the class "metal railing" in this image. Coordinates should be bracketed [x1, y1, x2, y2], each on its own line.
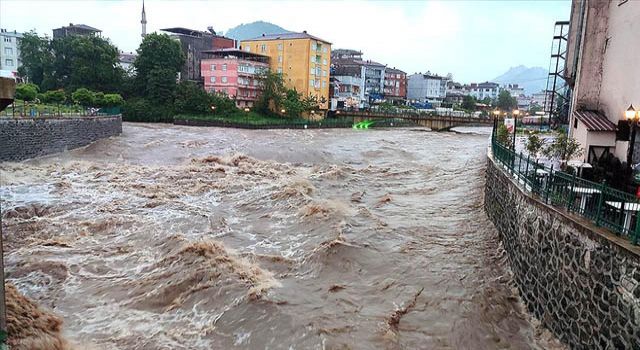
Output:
[491, 136, 639, 245]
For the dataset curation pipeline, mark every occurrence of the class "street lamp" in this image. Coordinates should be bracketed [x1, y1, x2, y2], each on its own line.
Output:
[492, 109, 501, 134]
[626, 104, 638, 172]
[210, 105, 216, 111]
[281, 108, 286, 114]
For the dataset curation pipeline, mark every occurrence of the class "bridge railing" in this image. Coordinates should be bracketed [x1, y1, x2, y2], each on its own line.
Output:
[491, 135, 640, 245]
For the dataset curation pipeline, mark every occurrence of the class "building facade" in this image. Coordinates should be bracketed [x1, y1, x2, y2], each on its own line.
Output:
[241, 31, 331, 109]
[162, 27, 236, 82]
[200, 49, 269, 108]
[383, 68, 407, 102]
[502, 83, 525, 97]
[407, 72, 448, 102]
[52, 23, 101, 39]
[467, 82, 500, 101]
[565, 0, 639, 164]
[0, 29, 22, 75]
[118, 51, 137, 75]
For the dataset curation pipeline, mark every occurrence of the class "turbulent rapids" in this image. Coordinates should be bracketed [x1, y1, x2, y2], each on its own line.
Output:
[0, 123, 563, 349]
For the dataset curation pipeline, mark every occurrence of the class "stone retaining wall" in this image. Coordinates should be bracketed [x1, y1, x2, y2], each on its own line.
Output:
[0, 116, 122, 162]
[484, 151, 640, 349]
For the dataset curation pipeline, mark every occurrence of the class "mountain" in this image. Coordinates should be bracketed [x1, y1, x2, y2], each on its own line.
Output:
[491, 66, 548, 95]
[225, 21, 291, 41]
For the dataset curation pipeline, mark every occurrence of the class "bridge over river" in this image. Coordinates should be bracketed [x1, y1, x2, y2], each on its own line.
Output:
[338, 110, 495, 131]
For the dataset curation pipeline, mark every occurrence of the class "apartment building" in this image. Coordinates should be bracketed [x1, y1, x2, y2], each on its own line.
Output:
[241, 31, 331, 109]
[200, 48, 270, 108]
[52, 23, 101, 39]
[0, 29, 22, 75]
[383, 67, 407, 102]
[565, 0, 639, 164]
[407, 72, 448, 102]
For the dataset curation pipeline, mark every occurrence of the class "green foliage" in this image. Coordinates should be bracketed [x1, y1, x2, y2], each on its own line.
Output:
[122, 97, 174, 123]
[543, 132, 583, 165]
[255, 70, 287, 115]
[174, 81, 213, 114]
[43, 89, 67, 105]
[461, 95, 476, 111]
[529, 104, 543, 113]
[496, 124, 513, 148]
[134, 33, 185, 79]
[103, 93, 124, 107]
[17, 31, 53, 88]
[16, 83, 39, 101]
[281, 89, 305, 118]
[72, 88, 95, 107]
[94, 92, 106, 107]
[209, 92, 238, 115]
[526, 134, 544, 158]
[146, 68, 178, 104]
[497, 90, 517, 111]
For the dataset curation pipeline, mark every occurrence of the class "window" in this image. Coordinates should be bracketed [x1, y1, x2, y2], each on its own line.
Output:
[4, 47, 12, 55]
[278, 55, 282, 63]
[221, 76, 228, 83]
[260, 44, 266, 53]
[3, 37, 10, 43]
[244, 46, 251, 52]
[278, 43, 283, 51]
[310, 68, 314, 75]
[5, 59, 13, 66]
[322, 70, 327, 77]
[222, 64, 227, 71]
[210, 64, 216, 71]
[210, 76, 216, 83]
[322, 80, 326, 88]
[311, 42, 317, 50]
[574, 118, 578, 129]
[322, 47, 327, 53]
[277, 68, 282, 74]
[310, 79, 315, 88]
[323, 59, 327, 65]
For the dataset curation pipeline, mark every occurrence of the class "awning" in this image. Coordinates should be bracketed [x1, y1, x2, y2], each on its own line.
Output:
[574, 110, 616, 132]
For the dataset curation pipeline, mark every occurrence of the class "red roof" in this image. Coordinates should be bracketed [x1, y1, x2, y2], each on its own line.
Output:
[574, 110, 616, 132]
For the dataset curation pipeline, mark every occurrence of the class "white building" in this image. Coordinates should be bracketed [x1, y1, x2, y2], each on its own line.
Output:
[466, 82, 500, 101]
[0, 29, 22, 76]
[118, 51, 137, 75]
[502, 83, 525, 97]
[407, 72, 448, 102]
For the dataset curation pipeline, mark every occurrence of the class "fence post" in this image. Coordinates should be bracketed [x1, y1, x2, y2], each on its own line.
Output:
[594, 181, 605, 226]
[545, 164, 554, 204]
[569, 170, 577, 212]
[525, 154, 530, 189]
[633, 210, 640, 245]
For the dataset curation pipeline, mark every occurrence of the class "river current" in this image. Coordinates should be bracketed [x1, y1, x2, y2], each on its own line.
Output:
[0, 123, 563, 349]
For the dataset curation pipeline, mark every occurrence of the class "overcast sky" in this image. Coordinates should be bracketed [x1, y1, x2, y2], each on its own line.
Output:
[0, 0, 570, 82]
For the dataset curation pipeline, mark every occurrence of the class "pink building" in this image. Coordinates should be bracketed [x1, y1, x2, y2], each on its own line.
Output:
[200, 49, 270, 108]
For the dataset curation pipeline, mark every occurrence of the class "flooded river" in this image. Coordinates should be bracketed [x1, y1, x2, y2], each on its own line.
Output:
[1, 123, 562, 349]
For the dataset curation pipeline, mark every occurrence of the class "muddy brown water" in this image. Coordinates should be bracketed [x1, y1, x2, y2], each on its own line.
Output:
[0, 123, 564, 349]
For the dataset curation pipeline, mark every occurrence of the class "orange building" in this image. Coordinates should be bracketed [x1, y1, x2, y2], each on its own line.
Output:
[240, 31, 331, 110]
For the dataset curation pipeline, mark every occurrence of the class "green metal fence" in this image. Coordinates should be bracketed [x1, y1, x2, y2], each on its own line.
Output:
[491, 136, 639, 245]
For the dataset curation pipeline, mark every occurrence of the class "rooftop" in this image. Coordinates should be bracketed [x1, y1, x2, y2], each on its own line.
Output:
[201, 48, 270, 62]
[574, 110, 617, 132]
[243, 31, 331, 44]
[56, 23, 101, 32]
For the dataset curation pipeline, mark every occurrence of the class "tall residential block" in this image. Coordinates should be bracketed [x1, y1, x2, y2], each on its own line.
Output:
[0, 29, 22, 75]
[240, 31, 331, 110]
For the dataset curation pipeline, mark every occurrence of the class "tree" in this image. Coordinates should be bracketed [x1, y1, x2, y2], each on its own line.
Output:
[461, 95, 476, 111]
[72, 88, 96, 107]
[497, 90, 517, 111]
[496, 124, 512, 148]
[146, 68, 178, 104]
[174, 81, 213, 114]
[526, 134, 544, 159]
[255, 70, 287, 115]
[17, 31, 53, 88]
[134, 33, 184, 84]
[50, 35, 123, 92]
[301, 94, 319, 112]
[529, 104, 543, 113]
[94, 92, 106, 107]
[543, 132, 583, 168]
[15, 83, 39, 101]
[281, 89, 304, 118]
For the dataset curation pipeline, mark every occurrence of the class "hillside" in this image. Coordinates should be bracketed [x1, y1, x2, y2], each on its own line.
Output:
[492, 65, 548, 95]
[225, 21, 291, 41]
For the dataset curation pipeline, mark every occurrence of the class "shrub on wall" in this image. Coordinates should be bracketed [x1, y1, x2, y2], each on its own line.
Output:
[122, 97, 173, 123]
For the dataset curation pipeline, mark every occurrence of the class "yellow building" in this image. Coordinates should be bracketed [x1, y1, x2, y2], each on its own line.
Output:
[240, 31, 331, 110]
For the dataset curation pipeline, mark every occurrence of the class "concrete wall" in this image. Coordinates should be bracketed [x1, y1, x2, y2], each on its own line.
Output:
[0, 115, 121, 162]
[485, 152, 640, 349]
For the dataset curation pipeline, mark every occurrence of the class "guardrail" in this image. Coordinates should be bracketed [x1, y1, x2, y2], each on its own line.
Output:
[491, 136, 639, 245]
[174, 116, 418, 129]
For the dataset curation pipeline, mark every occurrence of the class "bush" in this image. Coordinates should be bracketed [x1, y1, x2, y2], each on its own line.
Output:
[44, 89, 66, 105]
[72, 88, 96, 107]
[16, 83, 39, 101]
[103, 93, 124, 107]
[174, 81, 212, 114]
[122, 97, 173, 122]
[94, 92, 106, 107]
